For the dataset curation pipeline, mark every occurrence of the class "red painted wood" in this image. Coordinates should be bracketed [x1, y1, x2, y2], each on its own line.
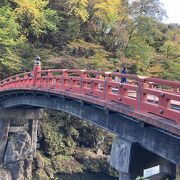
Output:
[0, 67, 180, 125]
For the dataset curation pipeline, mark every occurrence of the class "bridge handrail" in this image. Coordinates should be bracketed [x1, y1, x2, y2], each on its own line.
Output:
[37, 69, 142, 80]
[0, 69, 179, 124]
[144, 77, 180, 87]
[0, 72, 32, 84]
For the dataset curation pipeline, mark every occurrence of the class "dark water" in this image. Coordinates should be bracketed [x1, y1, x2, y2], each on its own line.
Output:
[57, 172, 118, 180]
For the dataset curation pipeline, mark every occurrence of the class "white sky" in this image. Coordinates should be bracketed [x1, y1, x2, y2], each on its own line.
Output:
[160, 0, 180, 24]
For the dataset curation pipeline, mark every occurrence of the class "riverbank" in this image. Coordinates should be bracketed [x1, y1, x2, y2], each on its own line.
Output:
[57, 172, 118, 180]
[33, 149, 118, 179]
[32, 110, 118, 179]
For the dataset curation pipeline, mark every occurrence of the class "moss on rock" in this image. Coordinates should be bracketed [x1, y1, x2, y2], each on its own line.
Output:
[74, 149, 118, 177]
[33, 151, 55, 179]
[35, 110, 118, 178]
[52, 155, 84, 174]
[33, 169, 49, 180]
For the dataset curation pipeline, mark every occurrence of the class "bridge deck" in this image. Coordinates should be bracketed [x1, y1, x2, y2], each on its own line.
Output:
[0, 87, 179, 136]
[49, 88, 180, 136]
[0, 68, 179, 136]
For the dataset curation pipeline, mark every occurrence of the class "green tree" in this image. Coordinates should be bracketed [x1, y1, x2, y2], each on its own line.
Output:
[161, 40, 180, 59]
[129, 0, 167, 21]
[66, 0, 124, 42]
[67, 0, 122, 23]
[66, 0, 89, 22]
[160, 29, 180, 80]
[125, 36, 155, 74]
[14, 0, 59, 41]
[45, 40, 114, 70]
[0, 5, 24, 78]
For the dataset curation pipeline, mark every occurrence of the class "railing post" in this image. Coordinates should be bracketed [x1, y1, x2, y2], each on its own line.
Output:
[136, 76, 148, 111]
[80, 70, 87, 93]
[104, 72, 112, 99]
[32, 56, 41, 87]
[94, 72, 101, 92]
[47, 70, 53, 89]
[62, 69, 68, 90]
[173, 87, 178, 93]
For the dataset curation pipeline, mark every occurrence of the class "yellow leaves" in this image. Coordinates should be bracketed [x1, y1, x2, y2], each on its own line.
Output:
[34, 0, 48, 10]
[67, 0, 123, 24]
[15, 0, 43, 19]
[74, 8, 89, 22]
[147, 64, 163, 76]
[14, 0, 45, 18]
[13, 0, 58, 37]
[94, 0, 122, 23]
[14, 0, 45, 28]
[14, 0, 48, 28]
[67, 0, 89, 22]
[14, 0, 48, 9]
[161, 40, 180, 58]
[67, 40, 113, 70]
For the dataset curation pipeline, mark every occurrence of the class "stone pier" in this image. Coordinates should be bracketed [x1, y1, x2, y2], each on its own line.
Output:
[0, 108, 42, 179]
[110, 137, 176, 180]
[0, 120, 10, 163]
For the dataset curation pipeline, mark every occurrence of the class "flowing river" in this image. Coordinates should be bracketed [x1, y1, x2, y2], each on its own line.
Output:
[57, 172, 118, 180]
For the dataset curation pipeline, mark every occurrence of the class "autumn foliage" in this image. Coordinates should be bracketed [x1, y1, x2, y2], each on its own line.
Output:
[0, 0, 179, 80]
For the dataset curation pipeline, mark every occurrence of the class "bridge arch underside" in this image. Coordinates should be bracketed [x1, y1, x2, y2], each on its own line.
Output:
[0, 89, 180, 166]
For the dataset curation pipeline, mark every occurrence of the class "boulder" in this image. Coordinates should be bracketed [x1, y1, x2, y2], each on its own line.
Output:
[3, 131, 33, 180]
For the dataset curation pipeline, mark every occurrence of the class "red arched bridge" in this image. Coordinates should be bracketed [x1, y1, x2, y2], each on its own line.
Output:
[0, 61, 180, 133]
[0, 60, 180, 179]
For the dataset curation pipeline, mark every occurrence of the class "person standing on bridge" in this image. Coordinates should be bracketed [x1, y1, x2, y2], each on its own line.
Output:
[114, 69, 120, 82]
[121, 67, 127, 83]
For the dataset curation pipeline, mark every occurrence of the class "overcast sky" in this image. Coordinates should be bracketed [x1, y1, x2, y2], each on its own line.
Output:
[160, 0, 180, 24]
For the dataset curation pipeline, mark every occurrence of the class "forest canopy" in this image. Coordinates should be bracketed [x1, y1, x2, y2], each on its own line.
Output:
[0, 0, 179, 80]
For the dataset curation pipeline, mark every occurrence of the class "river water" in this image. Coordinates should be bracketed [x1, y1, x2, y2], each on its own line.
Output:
[57, 172, 118, 180]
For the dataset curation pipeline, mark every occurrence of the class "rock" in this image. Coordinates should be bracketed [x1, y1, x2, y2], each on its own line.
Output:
[0, 169, 12, 180]
[44, 166, 55, 179]
[96, 148, 104, 156]
[51, 155, 84, 174]
[33, 169, 49, 180]
[74, 149, 119, 177]
[33, 151, 55, 179]
[74, 150, 102, 172]
[34, 152, 45, 169]
[3, 131, 33, 180]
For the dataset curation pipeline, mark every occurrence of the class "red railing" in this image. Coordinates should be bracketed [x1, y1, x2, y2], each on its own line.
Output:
[0, 69, 180, 124]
